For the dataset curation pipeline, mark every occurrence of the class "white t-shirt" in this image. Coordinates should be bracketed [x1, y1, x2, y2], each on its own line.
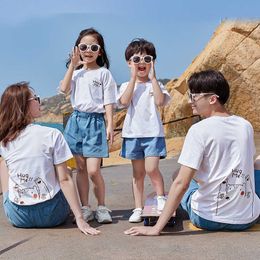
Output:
[178, 115, 260, 224]
[117, 81, 171, 138]
[0, 124, 73, 205]
[70, 67, 117, 113]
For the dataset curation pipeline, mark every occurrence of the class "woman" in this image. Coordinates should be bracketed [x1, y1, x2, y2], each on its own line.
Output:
[0, 82, 99, 235]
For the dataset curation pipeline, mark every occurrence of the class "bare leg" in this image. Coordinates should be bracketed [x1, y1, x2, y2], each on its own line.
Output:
[145, 157, 165, 196]
[75, 155, 89, 206]
[131, 160, 146, 208]
[87, 158, 105, 206]
[0, 159, 9, 193]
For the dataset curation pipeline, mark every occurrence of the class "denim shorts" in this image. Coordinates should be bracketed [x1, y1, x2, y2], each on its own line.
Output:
[120, 137, 166, 160]
[180, 179, 259, 231]
[255, 169, 260, 198]
[64, 110, 108, 158]
[3, 190, 70, 228]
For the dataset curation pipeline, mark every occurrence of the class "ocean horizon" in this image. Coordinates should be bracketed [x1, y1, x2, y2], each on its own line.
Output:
[35, 122, 64, 132]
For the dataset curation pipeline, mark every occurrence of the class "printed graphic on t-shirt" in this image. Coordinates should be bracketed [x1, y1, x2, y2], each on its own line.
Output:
[216, 168, 253, 216]
[12, 173, 51, 205]
[92, 79, 102, 88]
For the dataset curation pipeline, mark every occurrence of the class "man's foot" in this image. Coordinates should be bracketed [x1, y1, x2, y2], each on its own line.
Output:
[95, 205, 112, 223]
[129, 208, 143, 223]
[81, 206, 94, 222]
[157, 196, 167, 211]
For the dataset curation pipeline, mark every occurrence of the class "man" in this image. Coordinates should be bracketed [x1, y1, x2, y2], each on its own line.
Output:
[125, 70, 260, 236]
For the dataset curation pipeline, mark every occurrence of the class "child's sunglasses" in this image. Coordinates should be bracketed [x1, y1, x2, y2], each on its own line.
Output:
[130, 55, 153, 64]
[28, 95, 41, 104]
[78, 43, 100, 52]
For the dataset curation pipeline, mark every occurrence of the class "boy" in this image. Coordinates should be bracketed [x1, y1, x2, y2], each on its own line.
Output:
[125, 70, 260, 235]
[118, 38, 171, 222]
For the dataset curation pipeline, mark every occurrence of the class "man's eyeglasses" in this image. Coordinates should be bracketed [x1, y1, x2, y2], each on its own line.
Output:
[28, 95, 40, 104]
[130, 55, 153, 64]
[187, 91, 219, 102]
[78, 43, 100, 52]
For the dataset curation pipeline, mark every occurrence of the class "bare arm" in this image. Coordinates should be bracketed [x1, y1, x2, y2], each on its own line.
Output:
[55, 162, 100, 235]
[59, 47, 83, 94]
[150, 61, 165, 106]
[104, 103, 114, 144]
[124, 165, 196, 236]
[255, 155, 260, 170]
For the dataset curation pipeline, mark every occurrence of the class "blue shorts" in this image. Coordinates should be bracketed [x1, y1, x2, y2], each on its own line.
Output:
[255, 169, 260, 198]
[120, 137, 167, 160]
[3, 190, 70, 228]
[180, 179, 259, 231]
[64, 110, 108, 158]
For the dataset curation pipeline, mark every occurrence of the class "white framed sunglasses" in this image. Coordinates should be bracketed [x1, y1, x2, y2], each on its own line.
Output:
[187, 91, 219, 102]
[78, 43, 100, 52]
[28, 95, 41, 104]
[130, 55, 153, 64]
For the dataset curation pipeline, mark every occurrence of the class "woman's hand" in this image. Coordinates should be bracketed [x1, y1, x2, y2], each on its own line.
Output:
[106, 125, 114, 145]
[76, 216, 100, 235]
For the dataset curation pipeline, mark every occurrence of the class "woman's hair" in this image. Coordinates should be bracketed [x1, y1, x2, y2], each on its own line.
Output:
[0, 82, 34, 146]
[125, 38, 157, 61]
[66, 28, 110, 69]
[187, 70, 230, 105]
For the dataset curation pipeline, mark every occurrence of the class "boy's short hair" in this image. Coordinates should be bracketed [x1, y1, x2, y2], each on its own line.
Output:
[187, 70, 230, 105]
[125, 38, 157, 61]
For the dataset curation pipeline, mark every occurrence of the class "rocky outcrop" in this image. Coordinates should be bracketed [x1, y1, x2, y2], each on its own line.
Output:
[163, 20, 260, 136]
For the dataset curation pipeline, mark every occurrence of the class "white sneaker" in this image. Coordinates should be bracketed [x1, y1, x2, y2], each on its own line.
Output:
[129, 208, 143, 223]
[95, 205, 112, 223]
[157, 196, 167, 211]
[81, 206, 94, 222]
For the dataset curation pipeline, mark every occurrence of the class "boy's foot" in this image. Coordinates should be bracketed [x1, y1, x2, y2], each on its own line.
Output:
[129, 208, 143, 223]
[95, 205, 112, 223]
[157, 196, 167, 211]
[81, 206, 94, 222]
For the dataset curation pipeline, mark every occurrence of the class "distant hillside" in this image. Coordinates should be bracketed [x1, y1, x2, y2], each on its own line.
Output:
[37, 78, 171, 123]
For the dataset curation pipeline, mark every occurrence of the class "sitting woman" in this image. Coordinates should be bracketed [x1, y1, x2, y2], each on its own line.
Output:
[0, 82, 99, 235]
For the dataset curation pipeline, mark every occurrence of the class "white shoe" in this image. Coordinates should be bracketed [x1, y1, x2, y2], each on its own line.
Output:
[157, 196, 167, 211]
[95, 205, 112, 223]
[129, 208, 143, 223]
[81, 206, 94, 222]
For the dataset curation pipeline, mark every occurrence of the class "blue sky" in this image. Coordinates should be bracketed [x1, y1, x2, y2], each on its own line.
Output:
[0, 0, 259, 98]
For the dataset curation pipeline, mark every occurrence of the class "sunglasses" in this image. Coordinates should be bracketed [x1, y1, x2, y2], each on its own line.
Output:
[78, 43, 100, 52]
[130, 55, 153, 64]
[187, 91, 219, 102]
[28, 95, 41, 104]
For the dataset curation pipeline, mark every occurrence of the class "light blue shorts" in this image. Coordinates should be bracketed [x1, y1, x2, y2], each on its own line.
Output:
[120, 137, 167, 160]
[3, 190, 70, 228]
[64, 110, 108, 158]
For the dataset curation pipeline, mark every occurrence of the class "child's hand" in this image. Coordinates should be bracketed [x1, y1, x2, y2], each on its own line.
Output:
[70, 47, 86, 69]
[149, 61, 156, 80]
[106, 125, 114, 145]
[76, 216, 100, 235]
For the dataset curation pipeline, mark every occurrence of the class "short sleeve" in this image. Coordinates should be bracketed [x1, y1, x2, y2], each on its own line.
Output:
[52, 130, 73, 165]
[178, 126, 204, 170]
[102, 70, 117, 106]
[158, 81, 171, 106]
[116, 82, 129, 109]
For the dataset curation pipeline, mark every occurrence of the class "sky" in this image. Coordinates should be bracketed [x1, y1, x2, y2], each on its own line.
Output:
[0, 0, 259, 98]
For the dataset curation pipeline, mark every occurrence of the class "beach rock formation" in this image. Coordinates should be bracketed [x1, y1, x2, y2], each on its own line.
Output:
[163, 20, 260, 136]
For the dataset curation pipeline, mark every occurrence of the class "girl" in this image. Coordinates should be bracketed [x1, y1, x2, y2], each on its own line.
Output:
[118, 38, 171, 222]
[0, 82, 99, 235]
[60, 28, 117, 223]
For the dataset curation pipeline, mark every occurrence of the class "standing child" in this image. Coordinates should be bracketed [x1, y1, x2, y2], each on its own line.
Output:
[118, 38, 171, 222]
[60, 28, 117, 223]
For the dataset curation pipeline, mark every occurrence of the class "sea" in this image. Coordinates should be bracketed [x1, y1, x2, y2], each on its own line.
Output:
[35, 122, 64, 132]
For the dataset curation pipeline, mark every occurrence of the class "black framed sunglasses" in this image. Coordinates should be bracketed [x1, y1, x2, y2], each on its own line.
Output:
[130, 55, 153, 64]
[78, 43, 100, 52]
[28, 95, 40, 104]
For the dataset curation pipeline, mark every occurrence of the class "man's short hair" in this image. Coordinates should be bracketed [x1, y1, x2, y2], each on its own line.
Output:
[188, 70, 230, 105]
[125, 38, 157, 61]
